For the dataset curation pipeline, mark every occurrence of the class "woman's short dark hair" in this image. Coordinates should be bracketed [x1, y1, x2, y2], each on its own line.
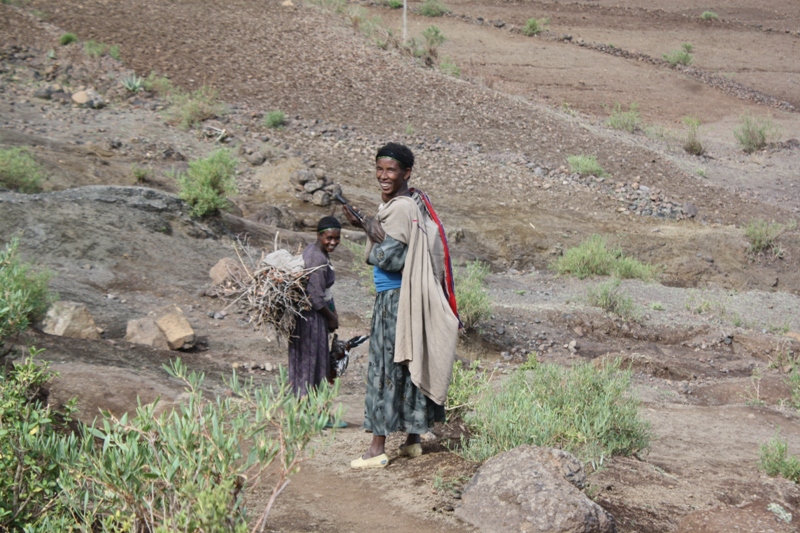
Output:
[376, 143, 414, 170]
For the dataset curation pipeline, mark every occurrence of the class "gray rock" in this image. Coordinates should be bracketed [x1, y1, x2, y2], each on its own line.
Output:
[683, 202, 698, 218]
[244, 151, 266, 166]
[289, 169, 315, 188]
[124, 317, 169, 350]
[311, 189, 332, 207]
[456, 445, 615, 533]
[303, 179, 327, 194]
[33, 87, 52, 100]
[42, 301, 102, 340]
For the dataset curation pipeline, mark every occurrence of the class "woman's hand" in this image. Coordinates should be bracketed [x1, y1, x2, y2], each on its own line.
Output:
[327, 312, 339, 332]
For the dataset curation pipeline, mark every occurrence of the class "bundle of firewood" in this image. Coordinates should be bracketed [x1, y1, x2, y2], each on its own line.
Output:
[212, 240, 322, 339]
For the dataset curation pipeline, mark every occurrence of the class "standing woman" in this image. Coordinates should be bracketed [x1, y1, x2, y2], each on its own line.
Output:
[287, 216, 341, 397]
[343, 143, 459, 469]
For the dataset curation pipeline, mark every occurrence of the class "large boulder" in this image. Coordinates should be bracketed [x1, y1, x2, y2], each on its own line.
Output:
[456, 445, 615, 533]
[41, 301, 102, 339]
[155, 306, 195, 350]
[124, 317, 170, 350]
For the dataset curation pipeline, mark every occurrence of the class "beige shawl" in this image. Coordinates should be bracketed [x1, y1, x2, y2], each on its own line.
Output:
[365, 196, 459, 405]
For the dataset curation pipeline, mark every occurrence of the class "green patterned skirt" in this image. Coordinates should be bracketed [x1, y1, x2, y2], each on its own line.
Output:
[363, 288, 445, 436]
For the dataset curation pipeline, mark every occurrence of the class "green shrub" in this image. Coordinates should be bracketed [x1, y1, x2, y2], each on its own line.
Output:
[176, 149, 239, 218]
[759, 434, 800, 483]
[108, 44, 121, 60]
[734, 113, 779, 153]
[459, 358, 651, 464]
[586, 278, 635, 318]
[143, 71, 174, 95]
[131, 164, 152, 184]
[606, 102, 641, 133]
[683, 116, 704, 155]
[167, 85, 226, 130]
[58, 33, 77, 46]
[552, 234, 658, 280]
[0, 238, 53, 344]
[119, 73, 143, 92]
[84, 40, 108, 57]
[522, 17, 548, 36]
[422, 25, 445, 47]
[0, 356, 341, 531]
[446, 360, 491, 420]
[0, 147, 44, 193]
[744, 219, 795, 254]
[387, 0, 402, 8]
[700, 10, 719, 20]
[264, 110, 286, 129]
[663, 45, 693, 66]
[418, 0, 449, 17]
[455, 261, 493, 331]
[439, 55, 461, 77]
[789, 367, 800, 409]
[567, 154, 607, 177]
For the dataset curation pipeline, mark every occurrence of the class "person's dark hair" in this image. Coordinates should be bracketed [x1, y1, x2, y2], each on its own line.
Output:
[317, 215, 342, 233]
[376, 143, 414, 170]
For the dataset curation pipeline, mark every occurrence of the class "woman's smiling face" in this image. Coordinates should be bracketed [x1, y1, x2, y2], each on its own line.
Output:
[375, 157, 411, 201]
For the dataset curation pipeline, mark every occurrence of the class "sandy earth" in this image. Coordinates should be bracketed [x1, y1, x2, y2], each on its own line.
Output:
[2, 0, 800, 531]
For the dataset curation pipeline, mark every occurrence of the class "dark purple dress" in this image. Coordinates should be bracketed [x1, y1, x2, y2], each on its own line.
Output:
[288, 243, 335, 396]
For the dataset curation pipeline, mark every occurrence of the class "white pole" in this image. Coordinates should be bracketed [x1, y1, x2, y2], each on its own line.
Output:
[403, 0, 407, 44]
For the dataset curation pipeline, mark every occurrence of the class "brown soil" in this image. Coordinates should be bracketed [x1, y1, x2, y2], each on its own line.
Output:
[2, 0, 800, 531]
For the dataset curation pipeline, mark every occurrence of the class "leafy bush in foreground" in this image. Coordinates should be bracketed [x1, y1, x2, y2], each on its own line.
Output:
[0, 148, 45, 193]
[455, 261, 493, 330]
[759, 434, 800, 483]
[459, 358, 651, 464]
[0, 238, 53, 345]
[0, 356, 341, 531]
[176, 149, 239, 218]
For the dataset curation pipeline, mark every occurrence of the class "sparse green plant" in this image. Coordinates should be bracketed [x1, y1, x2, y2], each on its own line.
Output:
[567, 154, 607, 177]
[650, 302, 664, 311]
[522, 17, 548, 36]
[447, 360, 492, 420]
[119, 73, 143, 92]
[264, 110, 286, 129]
[131, 164, 152, 184]
[586, 278, 635, 318]
[663, 45, 693, 67]
[84, 40, 108, 57]
[387, 0, 402, 7]
[430, 469, 471, 495]
[167, 85, 226, 130]
[108, 44, 121, 60]
[734, 113, 780, 153]
[0, 356, 341, 531]
[0, 238, 54, 347]
[0, 148, 45, 193]
[759, 433, 800, 483]
[176, 149, 239, 218]
[789, 367, 800, 409]
[339, 239, 375, 294]
[606, 102, 641, 133]
[455, 261, 493, 331]
[552, 234, 658, 281]
[459, 358, 651, 464]
[744, 219, 795, 255]
[142, 71, 174, 95]
[404, 123, 416, 135]
[682, 116, 704, 155]
[59, 33, 78, 46]
[46, 49, 56, 60]
[422, 25, 445, 48]
[684, 290, 716, 315]
[743, 367, 765, 406]
[418, 0, 449, 17]
[305, 0, 347, 13]
[696, 167, 707, 177]
[700, 11, 719, 20]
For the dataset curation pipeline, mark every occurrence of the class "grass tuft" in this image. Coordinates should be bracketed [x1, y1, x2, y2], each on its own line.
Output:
[446, 360, 492, 420]
[759, 434, 800, 483]
[166, 85, 226, 130]
[454, 261, 493, 331]
[663, 44, 693, 67]
[700, 11, 719, 20]
[522, 17, 548, 37]
[418, 0, 449, 17]
[552, 234, 658, 281]
[143, 72, 174, 95]
[59, 33, 78, 46]
[0, 148, 44, 193]
[439, 56, 461, 77]
[264, 110, 286, 129]
[84, 40, 108, 57]
[586, 278, 635, 318]
[606, 102, 641, 133]
[459, 358, 651, 464]
[744, 219, 795, 255]
[734, 113, 779, 153]
[176, 149, 239, 218]
[682, 116, 705, 155]
[567, 154, 607, 177]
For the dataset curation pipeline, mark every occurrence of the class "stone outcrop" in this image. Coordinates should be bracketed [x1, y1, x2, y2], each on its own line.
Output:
[42, 301, 102, 339]
[456, 445, 616, 533]
[124, 317, 170, 350]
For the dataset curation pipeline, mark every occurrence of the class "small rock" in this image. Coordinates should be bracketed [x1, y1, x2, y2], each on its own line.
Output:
[213, 312, 225, 320]
[244, 151, 266, 166]
[124, 317, 169, 350]
[496, 326, 505, 335]
[155, 306, 196, 350]
[311, 189, 332, 207]
[265, 362, 274, 372]
[33, 87, 52, 100]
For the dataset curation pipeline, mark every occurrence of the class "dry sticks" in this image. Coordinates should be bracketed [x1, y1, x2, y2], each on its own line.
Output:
[212, 238, 322, 339]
